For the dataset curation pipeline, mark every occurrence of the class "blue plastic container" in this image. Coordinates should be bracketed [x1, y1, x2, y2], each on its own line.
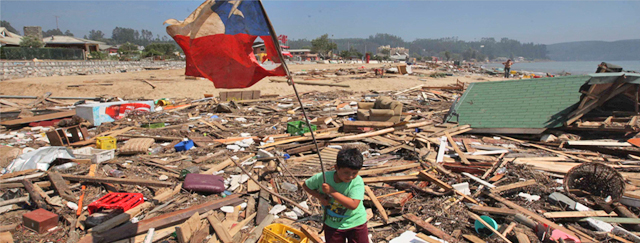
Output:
[175, 140, 194, 152]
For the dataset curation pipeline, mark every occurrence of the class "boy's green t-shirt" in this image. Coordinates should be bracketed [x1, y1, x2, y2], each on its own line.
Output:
[305, 171, 367, 230]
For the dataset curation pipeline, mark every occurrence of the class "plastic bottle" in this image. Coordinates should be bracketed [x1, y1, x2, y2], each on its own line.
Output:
[281, 182, 298, 192]
[150, 147, 163, 155]
[103, 165, 125, 178]
[52, 162, 77, 171]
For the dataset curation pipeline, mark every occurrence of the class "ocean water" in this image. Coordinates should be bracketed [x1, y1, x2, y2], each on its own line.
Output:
[483, 60, 640, 75]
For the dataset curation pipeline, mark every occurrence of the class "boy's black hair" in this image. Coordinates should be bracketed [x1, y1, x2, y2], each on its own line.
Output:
[335, 148, 363, 170]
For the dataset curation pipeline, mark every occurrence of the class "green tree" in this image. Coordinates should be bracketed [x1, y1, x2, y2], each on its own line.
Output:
[143, 43, 176, 58]
[444, 51, 451, 61]
[0, 20, 19, 35]
[380, 49, 390, 55]
[87, 30, 105, 41]
[112, 27, 138, 44]
[64, 30, 74, 36]
[89, 51, 106, 60]
[118, 42, 139, 55]
[42, 28, 64, 37]
[19, 35, 45, 48]
[311, 34, 337, 59]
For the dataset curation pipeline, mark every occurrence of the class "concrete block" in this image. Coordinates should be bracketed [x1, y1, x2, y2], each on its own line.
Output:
[23, 209, 58, 234]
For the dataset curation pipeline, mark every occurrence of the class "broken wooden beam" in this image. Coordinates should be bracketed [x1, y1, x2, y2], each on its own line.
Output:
[60, 174, 173, 187]
[486, 192, 579, 239]
[364, 185, 389, 224]
[403, 213, 456, 243]
[78, 194, 242, 243]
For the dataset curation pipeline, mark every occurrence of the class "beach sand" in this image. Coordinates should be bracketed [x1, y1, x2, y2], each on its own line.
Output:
[0, 63, 507, 100]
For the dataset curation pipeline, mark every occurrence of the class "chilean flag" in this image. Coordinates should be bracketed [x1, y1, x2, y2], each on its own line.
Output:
[165, 0, 286, 89]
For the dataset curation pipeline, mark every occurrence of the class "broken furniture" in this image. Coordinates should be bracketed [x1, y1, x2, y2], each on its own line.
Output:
[45, 125, 90, 146]
[357, 96, 403, 123]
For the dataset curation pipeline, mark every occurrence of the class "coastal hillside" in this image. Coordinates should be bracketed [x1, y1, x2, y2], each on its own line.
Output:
[547, 39, 640, 61]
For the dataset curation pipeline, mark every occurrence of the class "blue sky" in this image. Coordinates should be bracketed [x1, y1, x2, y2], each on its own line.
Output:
[2, 1, 639, 44]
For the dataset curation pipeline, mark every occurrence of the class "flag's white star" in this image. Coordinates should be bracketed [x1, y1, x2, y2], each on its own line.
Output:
[228, 0, 244, 18]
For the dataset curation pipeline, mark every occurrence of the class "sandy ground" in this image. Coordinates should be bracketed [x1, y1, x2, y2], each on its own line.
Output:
[0, 63, 507, 101]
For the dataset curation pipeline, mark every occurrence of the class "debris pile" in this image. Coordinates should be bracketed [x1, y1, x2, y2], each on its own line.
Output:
[1, 78, 640, 243]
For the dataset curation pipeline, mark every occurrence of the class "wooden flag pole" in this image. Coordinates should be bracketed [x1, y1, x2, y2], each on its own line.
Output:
[258, 0, 327, 184]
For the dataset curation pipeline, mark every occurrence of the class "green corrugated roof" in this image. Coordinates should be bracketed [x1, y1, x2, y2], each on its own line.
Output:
[450, 75, 591, 129]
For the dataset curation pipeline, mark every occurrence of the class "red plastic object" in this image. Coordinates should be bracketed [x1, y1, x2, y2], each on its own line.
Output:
[87, 193, 144, 214]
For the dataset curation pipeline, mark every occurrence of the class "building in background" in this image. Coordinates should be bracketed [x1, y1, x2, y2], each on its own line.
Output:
[42, 36, 105, 52]
[0, 27, 22, 47]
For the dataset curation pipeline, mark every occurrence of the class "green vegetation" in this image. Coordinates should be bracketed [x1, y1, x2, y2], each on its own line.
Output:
[291, 34, 548, 61]
[19, 36, 45, 48]
[311, 34, 337, 59]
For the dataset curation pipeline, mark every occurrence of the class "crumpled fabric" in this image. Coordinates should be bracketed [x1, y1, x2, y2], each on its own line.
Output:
[5, 146, 75, 173]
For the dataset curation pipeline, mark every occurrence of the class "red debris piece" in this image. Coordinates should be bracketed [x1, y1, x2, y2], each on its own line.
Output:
[87, 193, 145, 215]
[23, 209, 58, 234]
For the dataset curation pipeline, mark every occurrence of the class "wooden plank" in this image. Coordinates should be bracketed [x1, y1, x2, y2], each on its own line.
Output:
[498, 135, 590, 162]
[415, 233, 443, 243]
[229, 212, 256, 237]
[579, 217, 640, 224]
[469, 206, 518, 216]
[492, 180, 537, 193]
[515, 232, 530, 243]
[362, 174, 421, 184]
[445, 132, 470, 164]
[22, 179, 50, 210]
[403, 213, 455, 243]
[300, 225, 323, 243]
[60, 174, 173, 187]
[175, 213, 201, 243]
[0, 110, 75, 126]
[462, 139, 476, 153]
[293, 163, 418, 177]
[247, 180, 260, 193]
[270, 79, 350, 87]
[364, 186, 388, 224]
[468, 212, 512, 243]
[243, 214, 274, 243]
[48, 171, 77, 202]
[256, 189, 270, 224]
[0, 231, 14, 243]
[90, 184, 181, 234]
[77, 195, 243, 243]
[543, 211, 617, 218]
[486, 192, 579, 239]
[190, 221, 210, 243]
[207, 215, 233, 243]
[566, 140, 631, 147]
[0, 169, 38, 179]
[462, 234, 485, 243]
[0, 224, 17, 233]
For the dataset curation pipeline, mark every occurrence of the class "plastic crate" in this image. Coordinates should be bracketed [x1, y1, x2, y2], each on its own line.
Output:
[87, 193, 144, 215]
[73, 147, 115, 164]
[286, 121, 317, 136]
[96, 136, 116, 150]
[174, 140, 194, 152]
[259, 223, 308, 243]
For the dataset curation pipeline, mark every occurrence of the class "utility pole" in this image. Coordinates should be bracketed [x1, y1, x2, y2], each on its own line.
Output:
[54, 16, 59, 29]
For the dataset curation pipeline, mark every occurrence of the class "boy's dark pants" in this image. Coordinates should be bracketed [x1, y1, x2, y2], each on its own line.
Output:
[323, 223, 369, 243]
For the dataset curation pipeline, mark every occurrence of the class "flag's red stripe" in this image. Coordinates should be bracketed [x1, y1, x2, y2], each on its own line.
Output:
[173, 33, 285, 89]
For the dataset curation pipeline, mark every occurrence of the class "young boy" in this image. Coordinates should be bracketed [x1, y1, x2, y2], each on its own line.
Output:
[303, 148, 369, 243]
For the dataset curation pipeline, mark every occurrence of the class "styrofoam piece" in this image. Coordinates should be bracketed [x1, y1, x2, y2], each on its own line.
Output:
[76, 100, 155, 126]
